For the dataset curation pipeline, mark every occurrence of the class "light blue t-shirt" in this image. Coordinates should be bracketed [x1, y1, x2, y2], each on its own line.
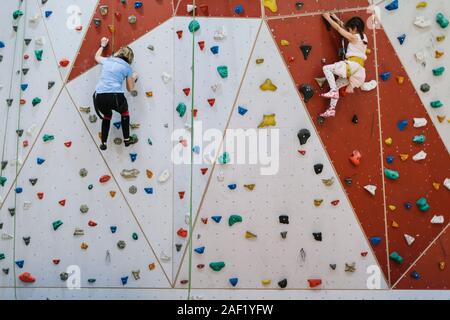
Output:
[95, 57, 132, 94]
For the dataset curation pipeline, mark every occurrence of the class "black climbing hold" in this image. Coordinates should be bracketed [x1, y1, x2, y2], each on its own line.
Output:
[330, 264, 337, 270]
[278, 279, 288, 289]
[297, 129, 311, 145]
[16, 129, 24, 137]
[0, 55, 3, 62]
[313, 232, 322, 241]
[22, 68, 29, 75]
[1, 160, 7, 170]
[48, 81, 55, 89]
[7, 99, 13, 107]
[344, 177, 352, 185]
[420, 83, 430, 93]
[23, 237, 31, 246]
[300, 44, 312, 60]
[280, 231, 287, 239]
[24, 38, 32, 45]
[175, 243, 182, 252]
[299, 84, 314, 103]
[295, 2, 304, 10]
[8, 208, 15, 217]
[60, 272, 69, 281]
[279, 215, 289, 224]
[29, 178, 38, 186]
[94, 18, 101, 28]
[2, 268, 9, 275]
[13, 26, 18, 32]
[352, 114, 358, 124]
[42, 0, 48, 4]
[0, 223, 3, 229]
[314, 163, 324, 175]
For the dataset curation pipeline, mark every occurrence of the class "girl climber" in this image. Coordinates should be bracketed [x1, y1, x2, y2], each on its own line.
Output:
[320, 13, 368, 118]
[93, 37, 138, 151]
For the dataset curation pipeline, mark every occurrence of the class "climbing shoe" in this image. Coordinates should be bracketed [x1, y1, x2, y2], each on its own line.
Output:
[99, 143, 107, 151]
[320, 89, 339, 99]
[320, 107, 336, 118]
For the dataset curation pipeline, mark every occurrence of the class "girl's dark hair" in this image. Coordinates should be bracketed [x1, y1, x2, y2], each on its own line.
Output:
[346, 17, 367, 44]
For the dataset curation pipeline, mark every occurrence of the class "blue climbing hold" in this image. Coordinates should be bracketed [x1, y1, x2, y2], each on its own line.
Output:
[385, 0, 398, 11]
[130, 153, 137, 162]
[411, 271, 420, 280]
[144, 187, 153, 194]
[45, 11, 53, 18]
[229, 277, 239, 287]
[15, 187, 23, 194]
[0, 41, 5, 48]
[397, 34, 406, 45]
[110, 226, 117, 233]
[238, 106, 248, 116]
[386, 155, 395, 164]
[234, 5, 244, 14]
[380, 71, 392, 81]
[404, 202, 412, 210]
[121, 276, 128, 285]
[194, 246, 205, 254]
[37, 157, 45, 165]
[228, 184, 237, 190]
[397, 119, 408, 131]
[370, 236, 381, 246]
[21, 84, 28, 91]
[15, 260, 24, 268]
[113, 122, 121, 129]
[134, 1, 143, 9]
[192, 146, 200, 154]
[211, 216, 222, 223]
[210, 46, 219, 54]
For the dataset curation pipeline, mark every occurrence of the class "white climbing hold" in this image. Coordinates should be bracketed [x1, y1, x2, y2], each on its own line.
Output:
[161, 72, 172, 84]
[160, 251, 171, 262]
[364, 184, 377, 196]
[211, 83, 221, 92]
[413, 118, 427, 128]
[185, 214, 191, 225]
[158, 169, 170, 183]
[35, 36, 45, 46]
[29, 13, 41, 23]
[414, 16, 431, 28]
[431, 215, 444, 224]
[361, 80, 378, 91]
[186, 4, 197, 13]
[214, 27, 227, 40]
[26, 123, 38, 136]
[23, 201, 32, 210]
[412, 150, 427, 161]
[404, 234, 415, 246]
[443, 178, 450, 191]
[217, 171, 225, 182]
[1, 233, 13, 240]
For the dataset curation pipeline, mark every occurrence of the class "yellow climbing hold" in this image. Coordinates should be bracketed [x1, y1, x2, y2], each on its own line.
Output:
[81, 242, 89, 250]
[436, 35, 446, 42]
[261, 279, 271, 286]
[145, 91, 153, 97]
[258, 114, 276, 128]
[388, 205, 397, 211]
[264, 0, 278, 13]
[433, 182, 440, 190]
[392, 221, 399, 228]
[314, 199, 323, 207]
[396, 76, 405, 84]
[385, 137, 393, 146]
[110, 191, 116, 198]
[439, 262, 446, 270]
[108, 25, 115, 34]
[280, 39, 290, 46]
[146, 169, 153, 179]
[256, 58, 264, 64]
[435, 50, 444, 59]
[260, 79, 277, 91]
[399, 154, 409, 161]
[437, 115, 445, 123]
[245, 231, 257, 239]
[244, 184, 256, 191]
[416, 1, 427, 8]
[366, 48, 372, 55]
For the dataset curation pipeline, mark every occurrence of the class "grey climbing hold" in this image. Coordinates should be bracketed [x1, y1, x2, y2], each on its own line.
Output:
[117, 240, 126, 249]
[114, 138, 123, 145]
[48, 81, 55, 89]
[7, 99, 13, 107]
[330, 264, 337, 270]
[121, 169, 140, 179]
[2, 268, 9, 275]
[8, 208, 15, 216]
[73, 228, 84, 236]
[1, 160, 7, 170]
[80, 205, 89, 214]
[345, 262, 356, 272]
[60, 272, 69, 281]
[89, 115, 97, 123]
[299, 248, 306, 262]
[132, 270, 140, 280]
[79, 168, 88, 178]
[280, 231, 287, 239]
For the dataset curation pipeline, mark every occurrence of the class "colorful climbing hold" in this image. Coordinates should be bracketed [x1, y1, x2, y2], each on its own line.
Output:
[260, 79, 277, 91]
[209, 261, 225, 272]
[228, 215, 242, 227]
[217, 66, 228, 78]
[390, 251, 404, 264]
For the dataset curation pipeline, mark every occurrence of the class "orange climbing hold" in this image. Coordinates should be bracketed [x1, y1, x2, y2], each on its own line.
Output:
[437, 115, 445, 123]
[149, 263, 156, 270]
[349, 150, 362, 166]
[19, 272, 36, 283]
[399, 154, 409, 161]
[59, 59, 70, 67]
[99, 175, 111, 183]
[110, 191, 116, 198]
[433, 182, 440, 190]
[146, 170, 153, 179]
[177, 228, 188, 238]
[198, 41, 205, 50]
[396, 76, 405, 84]
[308, 279, 322, 288]
[392, 221, 399, 228]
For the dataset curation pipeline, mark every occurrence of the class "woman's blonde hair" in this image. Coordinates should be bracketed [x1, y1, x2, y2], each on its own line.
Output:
[114, 46, 134, 64]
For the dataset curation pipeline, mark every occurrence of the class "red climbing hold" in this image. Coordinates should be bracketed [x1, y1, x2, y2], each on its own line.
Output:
[58, 199, 66, 206]
[197, 264, 205, 269]
[200, 168, 208, 175]
[207, 98, 215, 107]
[59, 59, 70, 67]
[298, 150, 306, 155]
[198, 41, 205, 50]
[349, 150, 362, 166]
[178, 191, 185, 199]
[361, 251, 368, 257]
[75, 26, 83, 31]
[193, 109, 198, 117]
[23, 140, 29, 147]
[201, 218, 208, 224]
[99, 175, 111, 183]
[64, 141, 72, 148]
[308, 279, 322, 288]
[88, 220, 98, 227]
[177, 228, 188, 238]
[115, 12, 121, 19]
[52, 259, 60, 265]
[176, 30, 183, 39]
[331, 200, 340, 206]
[183, 88, 191, 96]
[20, 99, 26, 105]
[37, 192, 44, 200]
[19, 272, 36, 283]
[24, 54, 29, 60]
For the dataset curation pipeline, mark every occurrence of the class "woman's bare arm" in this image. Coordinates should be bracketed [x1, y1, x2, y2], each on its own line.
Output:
[95, 37, 109, 64]
[323, 13, 358, 43]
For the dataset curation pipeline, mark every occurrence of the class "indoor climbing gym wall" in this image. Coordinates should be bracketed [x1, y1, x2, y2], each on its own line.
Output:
[0, 0, 449, 300]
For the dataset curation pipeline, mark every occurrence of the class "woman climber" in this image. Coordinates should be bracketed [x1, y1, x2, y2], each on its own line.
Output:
[320, 13, 368, 118]
[93, 37, 138, 151]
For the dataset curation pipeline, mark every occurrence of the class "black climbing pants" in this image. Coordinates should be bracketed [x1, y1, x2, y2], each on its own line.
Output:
[93, 92, 130, 144]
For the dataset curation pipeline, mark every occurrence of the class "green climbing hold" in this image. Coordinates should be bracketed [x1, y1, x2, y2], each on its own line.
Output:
[42, 134, 54, 142]
[218, 152, 230, 164]
[217, 66, 228, 78]
[52, 220, 63, 231]
[413, 135, 425, 144]
[35, 50, 43, 61]
[13, 10, 24, 20]
[0, 176, 6, 187]
[390, 251, 403, 264]
[132, 232, 138, 240]
[228, 215, 243, 227]
[432, 66, 445, 76]
[416, 197, 430, 212]
[176, 102, 187, 117]
[384, 168, 400, 180]
[209, 261, 225, 272]
[436, 13, 449, 29]
[32, 97, 42, 107]
[430, 100, 443, 108]
[188, 20, 200, 33]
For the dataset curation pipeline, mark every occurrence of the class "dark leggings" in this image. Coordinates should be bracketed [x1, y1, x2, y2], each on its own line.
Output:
[93, 92, 130, 144]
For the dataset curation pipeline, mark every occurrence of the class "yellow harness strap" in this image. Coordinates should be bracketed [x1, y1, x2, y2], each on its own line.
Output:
[346, 56, 365, 78]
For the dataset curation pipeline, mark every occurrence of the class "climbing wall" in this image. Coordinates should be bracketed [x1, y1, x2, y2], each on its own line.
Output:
[1, 0, 449, 299]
